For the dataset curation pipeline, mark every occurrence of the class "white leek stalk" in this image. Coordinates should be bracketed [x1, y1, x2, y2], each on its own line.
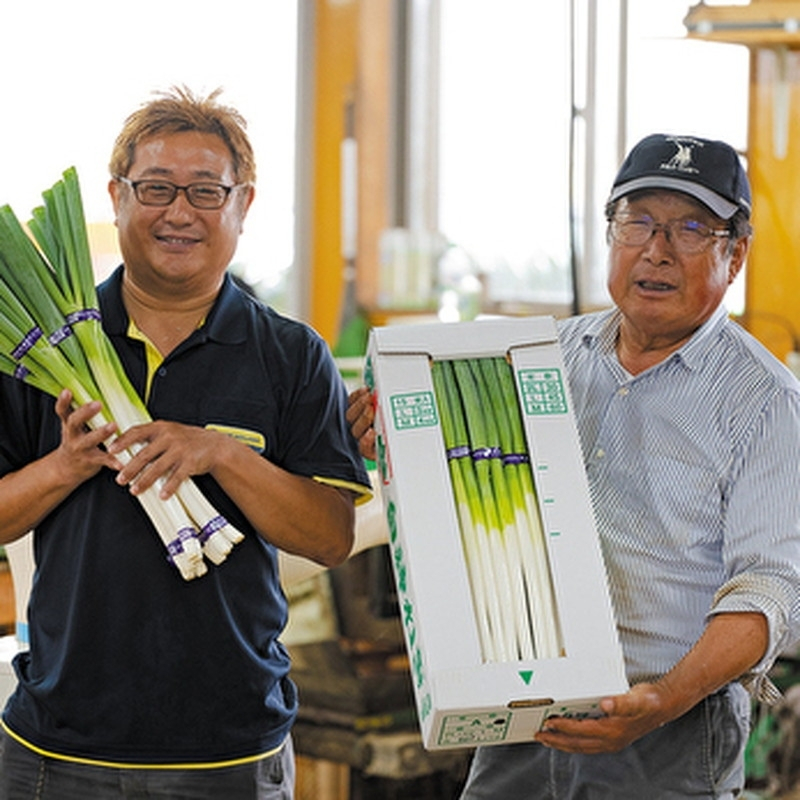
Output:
[431, 356, 563, 662]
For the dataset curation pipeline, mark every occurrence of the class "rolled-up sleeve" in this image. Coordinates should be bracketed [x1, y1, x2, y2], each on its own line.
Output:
[710, 388, 800, 695]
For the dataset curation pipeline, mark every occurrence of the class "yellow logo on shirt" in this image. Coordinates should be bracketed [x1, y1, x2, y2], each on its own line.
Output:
[205, 424, 266, 453]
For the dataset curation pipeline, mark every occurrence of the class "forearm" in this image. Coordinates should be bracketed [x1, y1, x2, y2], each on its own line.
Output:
[653, 611, 769, 720]
[209, 434, 356, 567]
[0, 392, 121, 543]
[534, 610, 770, 754]
[0, 451, 86, 543]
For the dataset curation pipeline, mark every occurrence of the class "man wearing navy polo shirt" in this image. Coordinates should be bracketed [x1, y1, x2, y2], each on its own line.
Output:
[0, 87, 371, 799]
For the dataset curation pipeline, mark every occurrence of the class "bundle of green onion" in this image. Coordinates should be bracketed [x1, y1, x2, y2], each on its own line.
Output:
[0, 168, 243, 580]
[431, 357, 562, 662]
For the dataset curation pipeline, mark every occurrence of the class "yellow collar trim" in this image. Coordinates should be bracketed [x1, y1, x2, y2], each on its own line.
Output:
[126, 318, 162, 403]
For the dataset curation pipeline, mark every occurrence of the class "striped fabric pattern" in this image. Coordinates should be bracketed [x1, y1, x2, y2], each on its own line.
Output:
[558, 305, 800, 692]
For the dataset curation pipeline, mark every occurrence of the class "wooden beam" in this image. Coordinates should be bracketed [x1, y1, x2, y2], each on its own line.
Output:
[685, 1, 800, 47]
[309, 0, 358, 344]
[355, 0, 394, 311]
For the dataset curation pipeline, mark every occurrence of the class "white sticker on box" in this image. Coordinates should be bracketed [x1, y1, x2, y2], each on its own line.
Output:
[438, 712, 511, 746]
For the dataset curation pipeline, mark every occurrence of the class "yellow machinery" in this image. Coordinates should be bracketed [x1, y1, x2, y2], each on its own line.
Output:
[682, 1, 800, 361]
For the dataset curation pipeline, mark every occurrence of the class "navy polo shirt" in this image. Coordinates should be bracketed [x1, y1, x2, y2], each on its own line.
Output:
[0, 266, 370, 765]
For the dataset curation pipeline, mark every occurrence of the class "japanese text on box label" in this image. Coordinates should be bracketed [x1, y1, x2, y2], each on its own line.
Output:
[390, 391, 438, 430]
[517, 369, 568, 415]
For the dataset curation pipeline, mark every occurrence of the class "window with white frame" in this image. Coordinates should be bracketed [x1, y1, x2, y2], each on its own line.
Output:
[0, 0, 298, 312]
[438, 0, 749, 316]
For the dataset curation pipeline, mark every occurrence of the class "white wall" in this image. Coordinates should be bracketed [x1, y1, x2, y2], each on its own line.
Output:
[1, 1, 297, 299]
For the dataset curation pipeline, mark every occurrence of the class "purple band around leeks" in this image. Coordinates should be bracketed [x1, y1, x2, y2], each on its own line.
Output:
[446, 445, 528, 465]
[65, 308, 102, 325]
[48, 324, 74, 346]
[11, 311, 101, 360]
[198, 516, 227, 544]
[446, 445, 471, 460]
[12, 327, 43, 360]
[166, 527, 198, 560]
[472, 446, 502, 461]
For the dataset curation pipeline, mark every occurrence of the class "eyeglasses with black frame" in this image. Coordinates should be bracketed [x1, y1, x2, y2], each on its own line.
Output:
[115, 176, 244, 210]
[608, 214, 731, 255]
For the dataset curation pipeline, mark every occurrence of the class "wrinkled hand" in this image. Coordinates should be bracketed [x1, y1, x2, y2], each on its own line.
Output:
[109, 419, 227, 499]
[346, 387, 377, 461]
[533, 683, 673, 754]
[54, 390, 121, 483]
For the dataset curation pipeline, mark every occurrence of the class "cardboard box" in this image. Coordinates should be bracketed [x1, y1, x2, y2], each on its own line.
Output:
[366, 316, 627, 750]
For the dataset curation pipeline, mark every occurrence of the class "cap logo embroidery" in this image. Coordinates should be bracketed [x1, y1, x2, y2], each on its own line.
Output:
[660, 138, 701, 175]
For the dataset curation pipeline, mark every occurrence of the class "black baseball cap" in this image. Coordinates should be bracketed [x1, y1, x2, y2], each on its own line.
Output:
[607, 134, 751, 220]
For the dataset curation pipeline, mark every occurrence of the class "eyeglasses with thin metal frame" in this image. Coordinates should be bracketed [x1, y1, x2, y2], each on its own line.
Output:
[608, 215, 731, 255]
[115, 176, 244, 210]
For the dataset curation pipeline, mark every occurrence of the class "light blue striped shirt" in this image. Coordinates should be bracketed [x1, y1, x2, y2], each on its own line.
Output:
[558, 305, 800, 694]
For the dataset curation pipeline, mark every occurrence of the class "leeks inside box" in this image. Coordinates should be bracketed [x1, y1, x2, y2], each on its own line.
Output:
[366, 316, 627, 750]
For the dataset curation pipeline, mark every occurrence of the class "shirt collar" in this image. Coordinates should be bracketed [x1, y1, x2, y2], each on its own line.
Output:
[581, 304, 730, 372]
[675, 305, 729, 370]
[97, 265, 250, 346]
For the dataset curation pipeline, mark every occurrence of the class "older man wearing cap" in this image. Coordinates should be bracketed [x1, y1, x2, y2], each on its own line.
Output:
[349, 133, 800, 798]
